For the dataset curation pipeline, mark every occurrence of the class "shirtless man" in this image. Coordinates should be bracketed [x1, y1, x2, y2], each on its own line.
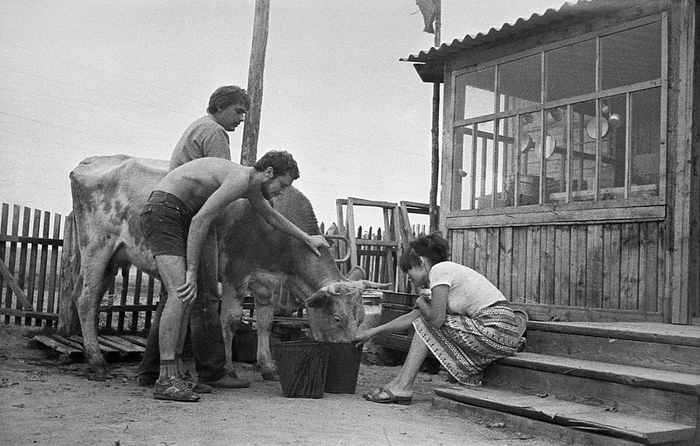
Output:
[140, 151, 329, 401]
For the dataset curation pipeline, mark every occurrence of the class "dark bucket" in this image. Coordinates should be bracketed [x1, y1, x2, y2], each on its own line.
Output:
[324, 343, 363, 394]
[273, 340, 330, 398]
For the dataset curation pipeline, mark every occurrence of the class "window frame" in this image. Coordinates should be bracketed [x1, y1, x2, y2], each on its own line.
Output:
[445, 13, 668, 226]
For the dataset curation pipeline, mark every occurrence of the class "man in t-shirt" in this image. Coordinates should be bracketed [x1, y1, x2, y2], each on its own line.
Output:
[138, 86, 252, 391]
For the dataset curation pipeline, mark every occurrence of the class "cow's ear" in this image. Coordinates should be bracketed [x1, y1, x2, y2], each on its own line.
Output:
[305, 290, 330, 308]
[346, 266, 365, 281]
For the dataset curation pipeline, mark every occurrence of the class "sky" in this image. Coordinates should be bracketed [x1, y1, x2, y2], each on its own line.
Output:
[0, 0, 566, 229]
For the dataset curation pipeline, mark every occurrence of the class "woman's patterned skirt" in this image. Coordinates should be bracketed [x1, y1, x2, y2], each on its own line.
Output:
[413, 303, 523, 385]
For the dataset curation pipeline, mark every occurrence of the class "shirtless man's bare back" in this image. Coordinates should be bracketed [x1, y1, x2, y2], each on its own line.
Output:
[139, 151, 329, 402]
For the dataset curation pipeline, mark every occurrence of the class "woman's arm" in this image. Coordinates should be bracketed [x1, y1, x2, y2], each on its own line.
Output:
[419, 284, 448, 328]
[354, 309, 422, 343]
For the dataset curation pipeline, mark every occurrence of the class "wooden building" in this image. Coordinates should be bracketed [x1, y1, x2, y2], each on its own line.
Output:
[405, 0, 699, 326]
[400, 2, 700, 443]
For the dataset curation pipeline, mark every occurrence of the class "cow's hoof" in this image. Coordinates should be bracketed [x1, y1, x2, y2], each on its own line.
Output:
[87, 363, 111, 381]
[261, 371, 279, 381]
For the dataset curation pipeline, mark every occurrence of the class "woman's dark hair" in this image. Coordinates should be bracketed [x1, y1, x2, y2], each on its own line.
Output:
[399, 232, 450, 273]
[253, 150, 300, 179]
[207, 85, 251, 114]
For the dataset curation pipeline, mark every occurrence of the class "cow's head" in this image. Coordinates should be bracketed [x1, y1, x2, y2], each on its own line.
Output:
[304, 267, 391, 342]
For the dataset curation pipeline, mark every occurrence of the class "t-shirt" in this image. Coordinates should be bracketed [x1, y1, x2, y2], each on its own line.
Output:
[429, 261, 506, 317]
[169, 115, 231, 170]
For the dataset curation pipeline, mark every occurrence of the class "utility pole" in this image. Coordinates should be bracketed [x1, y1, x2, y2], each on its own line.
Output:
[241, 0, 270, 166]
[429, 2, 441, 233]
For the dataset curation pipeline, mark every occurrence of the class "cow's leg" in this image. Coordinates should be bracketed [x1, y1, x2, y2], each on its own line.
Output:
[255, 301, 278, 381]
[220, 281, 244, 375]
[75, 247, 115, 375]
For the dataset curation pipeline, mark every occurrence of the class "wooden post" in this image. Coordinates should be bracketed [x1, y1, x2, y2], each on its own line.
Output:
[240, 0, 270, 166]
[429, 1, 441, 233]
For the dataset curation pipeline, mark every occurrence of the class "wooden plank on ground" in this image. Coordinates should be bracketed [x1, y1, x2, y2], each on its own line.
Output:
[122, 335, 148, 347]
[433, 395, 640, 446]
[67, 334, 118, 353]
[435, 386, 696, 444]
[101, 335, 145, 353]
[31, 335, 82, 356]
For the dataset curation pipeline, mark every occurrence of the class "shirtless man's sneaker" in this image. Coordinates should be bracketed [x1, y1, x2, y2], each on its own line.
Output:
[153, 377, 200, 402]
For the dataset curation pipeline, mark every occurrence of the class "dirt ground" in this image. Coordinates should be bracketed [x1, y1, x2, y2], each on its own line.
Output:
[0, 323, 566, 446]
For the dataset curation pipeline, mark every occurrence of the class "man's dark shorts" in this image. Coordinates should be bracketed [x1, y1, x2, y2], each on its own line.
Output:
[140, 190, 192, 257]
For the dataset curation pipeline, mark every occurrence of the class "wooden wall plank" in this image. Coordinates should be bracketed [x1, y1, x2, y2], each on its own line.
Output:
[514, 227, 528, 303]
[451, 229, 464, 265]
[499, 227, 513, 298]
[574, 225, 588, 307]
[526, 226, 541, 304]
[602, 224, 621, 309]
[541, 226, 555, 305]
[475, 228, 488, 276]
[620, 223, 640, 311]
[464, 230, 477, 269]
[586, 225, 603, 309]
[656, 223, 667, 320]
[554, 226, 571, 306]
[486, 227, 499, 286]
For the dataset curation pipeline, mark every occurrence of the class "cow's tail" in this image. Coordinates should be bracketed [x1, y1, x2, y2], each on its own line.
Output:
[58, 211, 82, 335]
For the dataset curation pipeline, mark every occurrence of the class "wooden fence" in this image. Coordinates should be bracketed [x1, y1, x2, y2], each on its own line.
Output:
[1, 202, 424, 334]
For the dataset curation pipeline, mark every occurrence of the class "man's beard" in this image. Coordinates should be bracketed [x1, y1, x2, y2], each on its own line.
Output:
[261, 182, 272, 200]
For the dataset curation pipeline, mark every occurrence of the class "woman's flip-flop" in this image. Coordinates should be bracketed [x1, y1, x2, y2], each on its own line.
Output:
[364, 388, 412, 405]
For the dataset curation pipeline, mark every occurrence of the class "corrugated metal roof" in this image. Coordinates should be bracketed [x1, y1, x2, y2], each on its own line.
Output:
[403, 0, 651, 65]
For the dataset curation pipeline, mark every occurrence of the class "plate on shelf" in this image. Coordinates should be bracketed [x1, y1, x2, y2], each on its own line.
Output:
[535, 133, 556, 158]
[586, 117, 609, 140]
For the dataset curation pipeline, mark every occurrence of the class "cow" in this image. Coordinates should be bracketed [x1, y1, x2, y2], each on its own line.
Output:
[67, 154, 389, 378]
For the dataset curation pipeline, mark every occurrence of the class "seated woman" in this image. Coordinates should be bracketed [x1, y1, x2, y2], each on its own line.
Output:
[355, 232, 524, 405]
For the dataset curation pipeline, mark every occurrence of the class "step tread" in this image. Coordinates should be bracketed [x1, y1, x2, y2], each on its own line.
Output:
[527, 321, 700, 347]
[435, 386, 696, 444]
[501, 352, 700, 395]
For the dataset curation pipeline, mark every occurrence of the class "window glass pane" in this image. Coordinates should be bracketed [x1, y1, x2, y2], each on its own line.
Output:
[630, 88, 661, 197]
[602, 22, 661, 90]
[454, 126, 473, 210]
[474, 121, 495, 209]
[498, 116, 519, 208]
[455, 67, 496, 120]
[517, 112, 542, 205]
[546, 39, 596, 102]
[570, 100, 597, 202]
[599, 94, 627, 200]
[544, 107, 568, 204]
[499, 54, 542, 112]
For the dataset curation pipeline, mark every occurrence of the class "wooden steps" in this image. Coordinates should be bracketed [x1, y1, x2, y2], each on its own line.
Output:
[433, 321, 700, 445]
[525, 321, 700, 375]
